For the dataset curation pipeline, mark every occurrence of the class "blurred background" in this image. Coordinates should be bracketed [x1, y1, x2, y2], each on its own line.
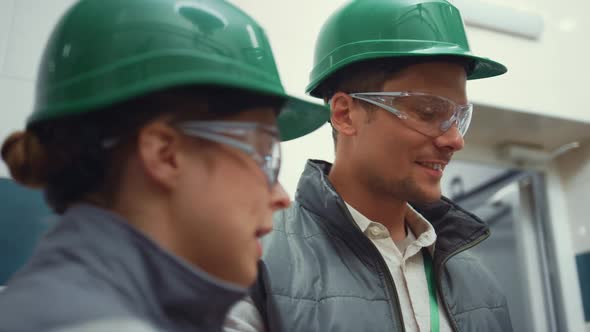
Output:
[0, 0, 588, 331]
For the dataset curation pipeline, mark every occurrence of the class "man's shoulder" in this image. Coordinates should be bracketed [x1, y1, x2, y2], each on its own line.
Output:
[270, 202, 326, 238]
[262, 202, 341, 270]
[445, 250, 509, 308]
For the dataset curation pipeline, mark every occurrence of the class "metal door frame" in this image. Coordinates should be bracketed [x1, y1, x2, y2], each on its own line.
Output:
[452, 170, 562, 332]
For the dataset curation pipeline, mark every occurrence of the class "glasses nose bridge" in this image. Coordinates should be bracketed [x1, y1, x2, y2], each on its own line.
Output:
[453, 107, 465, 128]
[443, 101, 472, 132]
[263, 138, 282, 190]
[438, 107, 459, 134]
[457, 105, 473, 136]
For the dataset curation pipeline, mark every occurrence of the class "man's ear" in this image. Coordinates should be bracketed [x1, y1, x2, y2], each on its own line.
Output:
[136, 122, 183, 190]
[330, 92, 358, 138]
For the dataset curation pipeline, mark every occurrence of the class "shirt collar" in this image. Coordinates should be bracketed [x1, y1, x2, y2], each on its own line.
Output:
[344, 202, 437, 252]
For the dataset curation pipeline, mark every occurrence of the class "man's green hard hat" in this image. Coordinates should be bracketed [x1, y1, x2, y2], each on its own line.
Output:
[30, 0, 329, 141]
[307, 0, 507, 98]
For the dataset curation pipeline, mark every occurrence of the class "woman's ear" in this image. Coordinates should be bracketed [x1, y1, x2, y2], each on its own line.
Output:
[136, 122, 184, 191]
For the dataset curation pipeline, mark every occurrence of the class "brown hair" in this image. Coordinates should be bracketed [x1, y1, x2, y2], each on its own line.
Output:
[1, 131, 50, 188]
[1, 86, 284, 214]
[316, 56, 474, 147]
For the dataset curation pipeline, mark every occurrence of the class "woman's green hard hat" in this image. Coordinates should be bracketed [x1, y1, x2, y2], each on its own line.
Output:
[30, 0, 329, 141]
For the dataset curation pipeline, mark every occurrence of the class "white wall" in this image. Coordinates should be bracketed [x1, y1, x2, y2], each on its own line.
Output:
[0, 0, 78, 177]
[0, 0, 588, 330]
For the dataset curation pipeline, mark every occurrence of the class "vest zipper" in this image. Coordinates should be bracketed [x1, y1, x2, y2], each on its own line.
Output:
[436, 229, 490, 332]
[338, 200, 407, 332]
[375, 243, 407, 332]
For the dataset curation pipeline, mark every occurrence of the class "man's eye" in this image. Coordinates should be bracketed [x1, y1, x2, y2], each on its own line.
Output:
[417, 107, 437, 120]
[401, 103, 434, 118]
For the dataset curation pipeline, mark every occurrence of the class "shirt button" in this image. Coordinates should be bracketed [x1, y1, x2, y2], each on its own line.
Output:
[370, 227, 381, 237]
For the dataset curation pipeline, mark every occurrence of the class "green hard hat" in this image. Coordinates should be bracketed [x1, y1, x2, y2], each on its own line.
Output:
[30, 0, 329, 141]
[307, 0, 507, 98]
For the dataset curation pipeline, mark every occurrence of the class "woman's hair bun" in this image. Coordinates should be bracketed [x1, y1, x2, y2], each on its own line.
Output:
[1, 131, 51, 188]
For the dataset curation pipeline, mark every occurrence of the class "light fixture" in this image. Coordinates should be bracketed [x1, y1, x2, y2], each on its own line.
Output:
[498, 141, 580, 165]
[451, 0, 544, 40]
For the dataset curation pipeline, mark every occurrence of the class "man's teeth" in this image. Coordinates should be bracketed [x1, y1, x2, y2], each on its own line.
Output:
[419, 162, 443, 170]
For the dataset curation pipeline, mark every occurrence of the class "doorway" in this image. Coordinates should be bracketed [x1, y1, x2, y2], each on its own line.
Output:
[442, 160, 561, 332]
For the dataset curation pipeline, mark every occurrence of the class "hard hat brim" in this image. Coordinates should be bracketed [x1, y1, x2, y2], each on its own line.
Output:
[29, 51, 329, 141]
[306, 43, 507, 98]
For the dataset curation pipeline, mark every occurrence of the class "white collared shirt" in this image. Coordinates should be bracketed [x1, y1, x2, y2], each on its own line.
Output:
[224, 203, 453, 332]
[346, 203, 452, 332]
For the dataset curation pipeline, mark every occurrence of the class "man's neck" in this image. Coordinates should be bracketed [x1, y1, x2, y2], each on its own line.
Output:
[329, 164, 408, 241]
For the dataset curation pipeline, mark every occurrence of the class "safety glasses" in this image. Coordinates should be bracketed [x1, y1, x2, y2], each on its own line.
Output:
[176, 121, 281, 189]
[349, 92, 473, 137]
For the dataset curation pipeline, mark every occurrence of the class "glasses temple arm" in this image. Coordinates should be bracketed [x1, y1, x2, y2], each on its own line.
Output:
[181, 129, 256, 155]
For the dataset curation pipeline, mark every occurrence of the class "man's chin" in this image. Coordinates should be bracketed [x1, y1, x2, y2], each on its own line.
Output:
[410, 187, 442, 204]
[372, 177, 442, 203]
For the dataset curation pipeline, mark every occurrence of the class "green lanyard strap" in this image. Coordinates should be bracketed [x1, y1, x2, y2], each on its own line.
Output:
[422, 249, 440, 332]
